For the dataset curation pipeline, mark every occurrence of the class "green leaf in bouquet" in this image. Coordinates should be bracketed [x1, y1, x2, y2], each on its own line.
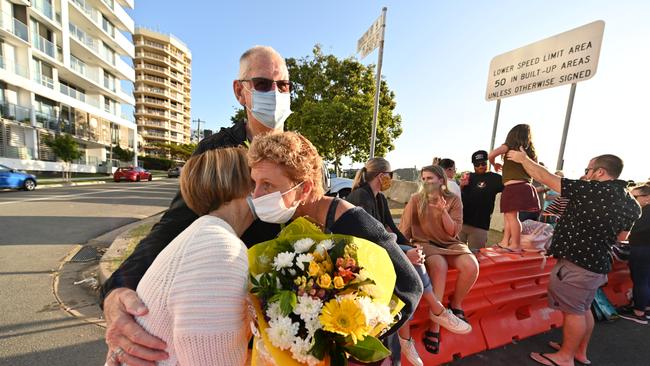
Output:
[279, 290, 297, 316]
[344, 335, 391, 363]
[309, 329, 332, 360]
[330, 342, 349, 366]
[328, 239, 349, 262]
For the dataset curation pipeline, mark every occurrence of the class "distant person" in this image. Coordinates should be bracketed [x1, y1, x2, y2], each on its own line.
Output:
[618, 183, 650, 324]
[131, 148, 254, 365]
[400, 165, 478, 355]
[346, 158, 470, 366]
[101, 45, 292, 365]
[506, 151, 641, 366]
[438, 158, 461, 197]
[459, 150, 504, 249]
[489, 123, 540, 251]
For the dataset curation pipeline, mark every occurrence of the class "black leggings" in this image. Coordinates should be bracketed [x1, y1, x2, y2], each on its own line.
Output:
[629, 245, 650, 311]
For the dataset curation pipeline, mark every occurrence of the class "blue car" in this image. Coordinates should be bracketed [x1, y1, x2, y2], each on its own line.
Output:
[0, 164, 37, 191]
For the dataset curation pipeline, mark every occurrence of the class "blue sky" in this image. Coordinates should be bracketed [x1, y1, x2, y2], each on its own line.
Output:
[130, 0, 649, 181]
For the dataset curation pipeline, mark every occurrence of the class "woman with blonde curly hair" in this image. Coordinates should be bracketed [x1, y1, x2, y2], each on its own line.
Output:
[247, 131, 422, 365]
[399, 165, 478, 355]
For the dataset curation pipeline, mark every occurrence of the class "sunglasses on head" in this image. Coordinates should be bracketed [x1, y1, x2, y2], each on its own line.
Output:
[473, 161, 487, 167]
[239, 77, 291, 93]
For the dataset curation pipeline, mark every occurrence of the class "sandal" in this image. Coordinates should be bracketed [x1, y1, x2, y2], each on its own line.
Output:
[548, 341, 591, 365]
[450, 307, 467, 322]
[422, 330, 440, 354]
[530, 352, 560, 366]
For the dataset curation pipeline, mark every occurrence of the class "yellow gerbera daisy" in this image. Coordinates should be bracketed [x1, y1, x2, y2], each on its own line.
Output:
[320, 297, 369, 344]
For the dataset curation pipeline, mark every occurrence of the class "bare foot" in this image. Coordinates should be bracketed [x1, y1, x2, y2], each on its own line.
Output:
[548, 341, 591, 365]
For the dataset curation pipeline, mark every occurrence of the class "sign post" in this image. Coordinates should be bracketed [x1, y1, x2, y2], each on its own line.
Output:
[485, 20, 605, 169]
[357, 7, 387, 159]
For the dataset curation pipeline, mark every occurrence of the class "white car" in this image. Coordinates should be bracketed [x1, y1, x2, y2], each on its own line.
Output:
[327, 174, 353, 199]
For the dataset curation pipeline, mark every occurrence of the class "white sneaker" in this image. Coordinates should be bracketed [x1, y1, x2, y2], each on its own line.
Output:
[430, 309, 472, 334]
[398, 336, 423, 366]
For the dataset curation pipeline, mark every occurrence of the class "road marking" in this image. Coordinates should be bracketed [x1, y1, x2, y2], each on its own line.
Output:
[0, 181, 178, 206]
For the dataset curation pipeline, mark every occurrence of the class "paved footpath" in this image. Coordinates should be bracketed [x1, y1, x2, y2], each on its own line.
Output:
[0, 180, 178, 366]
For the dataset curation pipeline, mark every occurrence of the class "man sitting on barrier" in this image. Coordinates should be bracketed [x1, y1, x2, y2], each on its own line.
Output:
[506, 151, 641, 366]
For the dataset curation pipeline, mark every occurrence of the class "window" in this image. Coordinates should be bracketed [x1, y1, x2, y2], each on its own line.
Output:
[103, 70, 115, 91]
[100, 42, 115, 64]
[104, 97, 116, 114]
[101, 16, 115, 37]
[32, 57, 54, 88]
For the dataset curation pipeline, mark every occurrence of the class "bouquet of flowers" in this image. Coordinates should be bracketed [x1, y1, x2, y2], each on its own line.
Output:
[248, 217, 404, 366]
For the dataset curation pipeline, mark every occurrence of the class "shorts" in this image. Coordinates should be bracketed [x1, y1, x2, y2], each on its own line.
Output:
[547, 259, 607, 314]
[500, 182, 540, 213]
[459, 224, 488, 250]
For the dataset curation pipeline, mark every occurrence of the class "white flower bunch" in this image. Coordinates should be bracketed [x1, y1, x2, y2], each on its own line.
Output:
[272, 251, 296, 271]
[315, 239, 334, 255]
[267, 315, 300, 351]
[293, 238, 316, 253]
[356, 296, 394, 329]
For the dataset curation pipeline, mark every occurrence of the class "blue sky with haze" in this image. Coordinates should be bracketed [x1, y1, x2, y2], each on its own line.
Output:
[130, 0, 649, 181]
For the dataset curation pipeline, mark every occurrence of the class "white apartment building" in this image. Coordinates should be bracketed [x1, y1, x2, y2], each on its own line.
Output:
[0, 0, 137, 173]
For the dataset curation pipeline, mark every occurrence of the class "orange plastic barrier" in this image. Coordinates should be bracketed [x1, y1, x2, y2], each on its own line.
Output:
[602, 260, 633, 307]
[402, 249, 563, 366]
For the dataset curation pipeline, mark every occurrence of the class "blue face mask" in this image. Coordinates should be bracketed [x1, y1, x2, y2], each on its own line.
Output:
[249, 89, 292, 130]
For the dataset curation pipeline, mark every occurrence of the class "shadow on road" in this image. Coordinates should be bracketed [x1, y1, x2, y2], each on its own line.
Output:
[0, 339, 107, 366]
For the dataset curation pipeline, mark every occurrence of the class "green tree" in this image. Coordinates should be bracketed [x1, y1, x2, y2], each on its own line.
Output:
[112, 144, 135, 162]
[230, 46, 403, 172]
[43, 134, 82, 181]
[152, 142, 196, 161]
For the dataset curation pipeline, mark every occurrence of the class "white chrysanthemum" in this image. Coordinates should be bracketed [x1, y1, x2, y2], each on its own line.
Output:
[293, 238, 315, 253]
[315, 239, 335, 254]
[357, 296, 393, 327]
[266, 301, 283, 320]
[290, 337, 320, 366]
[304, 316, 322, 337]
[293, 294, 323, 321]
[266, 316, 299, 350]
[295, 253, 314, 271]
[273, 251, 296, 270]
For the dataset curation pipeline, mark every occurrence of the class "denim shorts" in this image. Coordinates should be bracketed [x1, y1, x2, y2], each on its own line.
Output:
[547, 259, 607, 314]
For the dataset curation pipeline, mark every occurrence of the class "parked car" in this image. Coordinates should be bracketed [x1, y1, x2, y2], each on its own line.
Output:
[326, 172, 353, 199]
[0, 164, 37, 191]
[113, 167, 152, 182]
[167, 166, 182, 178]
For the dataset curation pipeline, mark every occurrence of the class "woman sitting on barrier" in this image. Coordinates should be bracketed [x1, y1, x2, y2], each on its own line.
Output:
[399, 165, 479, 355]
[347, 158, 470, 364]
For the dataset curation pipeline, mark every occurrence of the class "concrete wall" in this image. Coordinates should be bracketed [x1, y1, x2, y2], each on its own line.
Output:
[0, 157, 100, 173]
[385, 179, 504, 232]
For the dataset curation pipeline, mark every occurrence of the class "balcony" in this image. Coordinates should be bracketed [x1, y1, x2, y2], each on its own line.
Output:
[0, 10, 29, 42]
[34, 73, 55, 89]
[138, 97, 167, 107]
[70, 56, 101, 84]
[35, 110, 59, 130]
[69, 22, 100, 53]
[136, 51, 168, 64]
[141, 74, 167, 86]
[0, 145, 35, 160]
[142, 129, 168, 139]
[32, 34, 57, 59]
[70, 0, 134, 56]
[60, 84, 86, 103]
[0, 102, 32, 125]
[0, 55, 30, 78]
[98, 0, 134, 33]
[136, 108, 167, 118]
[32, 0, 56, 23]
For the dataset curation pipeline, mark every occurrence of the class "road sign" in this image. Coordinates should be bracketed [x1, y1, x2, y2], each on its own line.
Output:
[357, 12, 385, 59]
[486, 20, 605, 101]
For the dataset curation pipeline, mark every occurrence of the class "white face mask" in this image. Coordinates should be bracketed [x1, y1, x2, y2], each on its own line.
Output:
[249, 182, 303, 224]
[249, 89, 292, 130]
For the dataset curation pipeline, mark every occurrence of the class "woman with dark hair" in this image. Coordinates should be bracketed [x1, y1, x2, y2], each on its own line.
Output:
[488, 123, 540, 250]
[399, 165, 478, 355]
[346, 159, 469, 364]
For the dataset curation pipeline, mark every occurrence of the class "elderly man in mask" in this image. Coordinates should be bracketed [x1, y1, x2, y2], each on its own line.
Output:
[101, 45, 291, 365]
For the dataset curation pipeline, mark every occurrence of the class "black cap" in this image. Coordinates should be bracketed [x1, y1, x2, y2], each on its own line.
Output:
[471, 150, 488, 164]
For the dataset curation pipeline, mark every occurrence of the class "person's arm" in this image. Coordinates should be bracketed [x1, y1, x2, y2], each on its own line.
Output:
[398, 196, 416, 241]
[170, 231, 250, 366]
[488, 144, 508, 172]
[506, 147, 561, 193]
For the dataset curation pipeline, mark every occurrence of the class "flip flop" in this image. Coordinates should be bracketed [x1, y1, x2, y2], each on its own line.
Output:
[548, 341, 592, 365]
[530, 352, 560, 366]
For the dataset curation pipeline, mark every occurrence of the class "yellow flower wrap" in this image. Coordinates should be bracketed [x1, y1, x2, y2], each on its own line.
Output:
[248, 218, 405, 365]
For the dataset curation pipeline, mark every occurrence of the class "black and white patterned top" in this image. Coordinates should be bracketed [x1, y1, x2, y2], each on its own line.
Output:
[549, 178, 641, 274]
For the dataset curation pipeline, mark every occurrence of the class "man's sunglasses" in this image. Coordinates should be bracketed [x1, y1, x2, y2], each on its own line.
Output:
[473, 161, 487, 167]
[239, 77, 291, 93]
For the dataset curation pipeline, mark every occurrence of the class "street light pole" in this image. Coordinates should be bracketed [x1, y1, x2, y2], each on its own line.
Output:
[192, 118, 204, 143]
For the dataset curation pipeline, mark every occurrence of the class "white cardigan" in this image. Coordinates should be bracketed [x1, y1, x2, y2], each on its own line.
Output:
[134, 215, 250, 365]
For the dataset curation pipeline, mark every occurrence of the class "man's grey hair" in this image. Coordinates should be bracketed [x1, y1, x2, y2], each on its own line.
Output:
[238, 46, 288, 79]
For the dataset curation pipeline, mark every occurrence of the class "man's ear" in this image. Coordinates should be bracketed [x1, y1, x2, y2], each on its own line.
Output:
[233, 80, 246, 106]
